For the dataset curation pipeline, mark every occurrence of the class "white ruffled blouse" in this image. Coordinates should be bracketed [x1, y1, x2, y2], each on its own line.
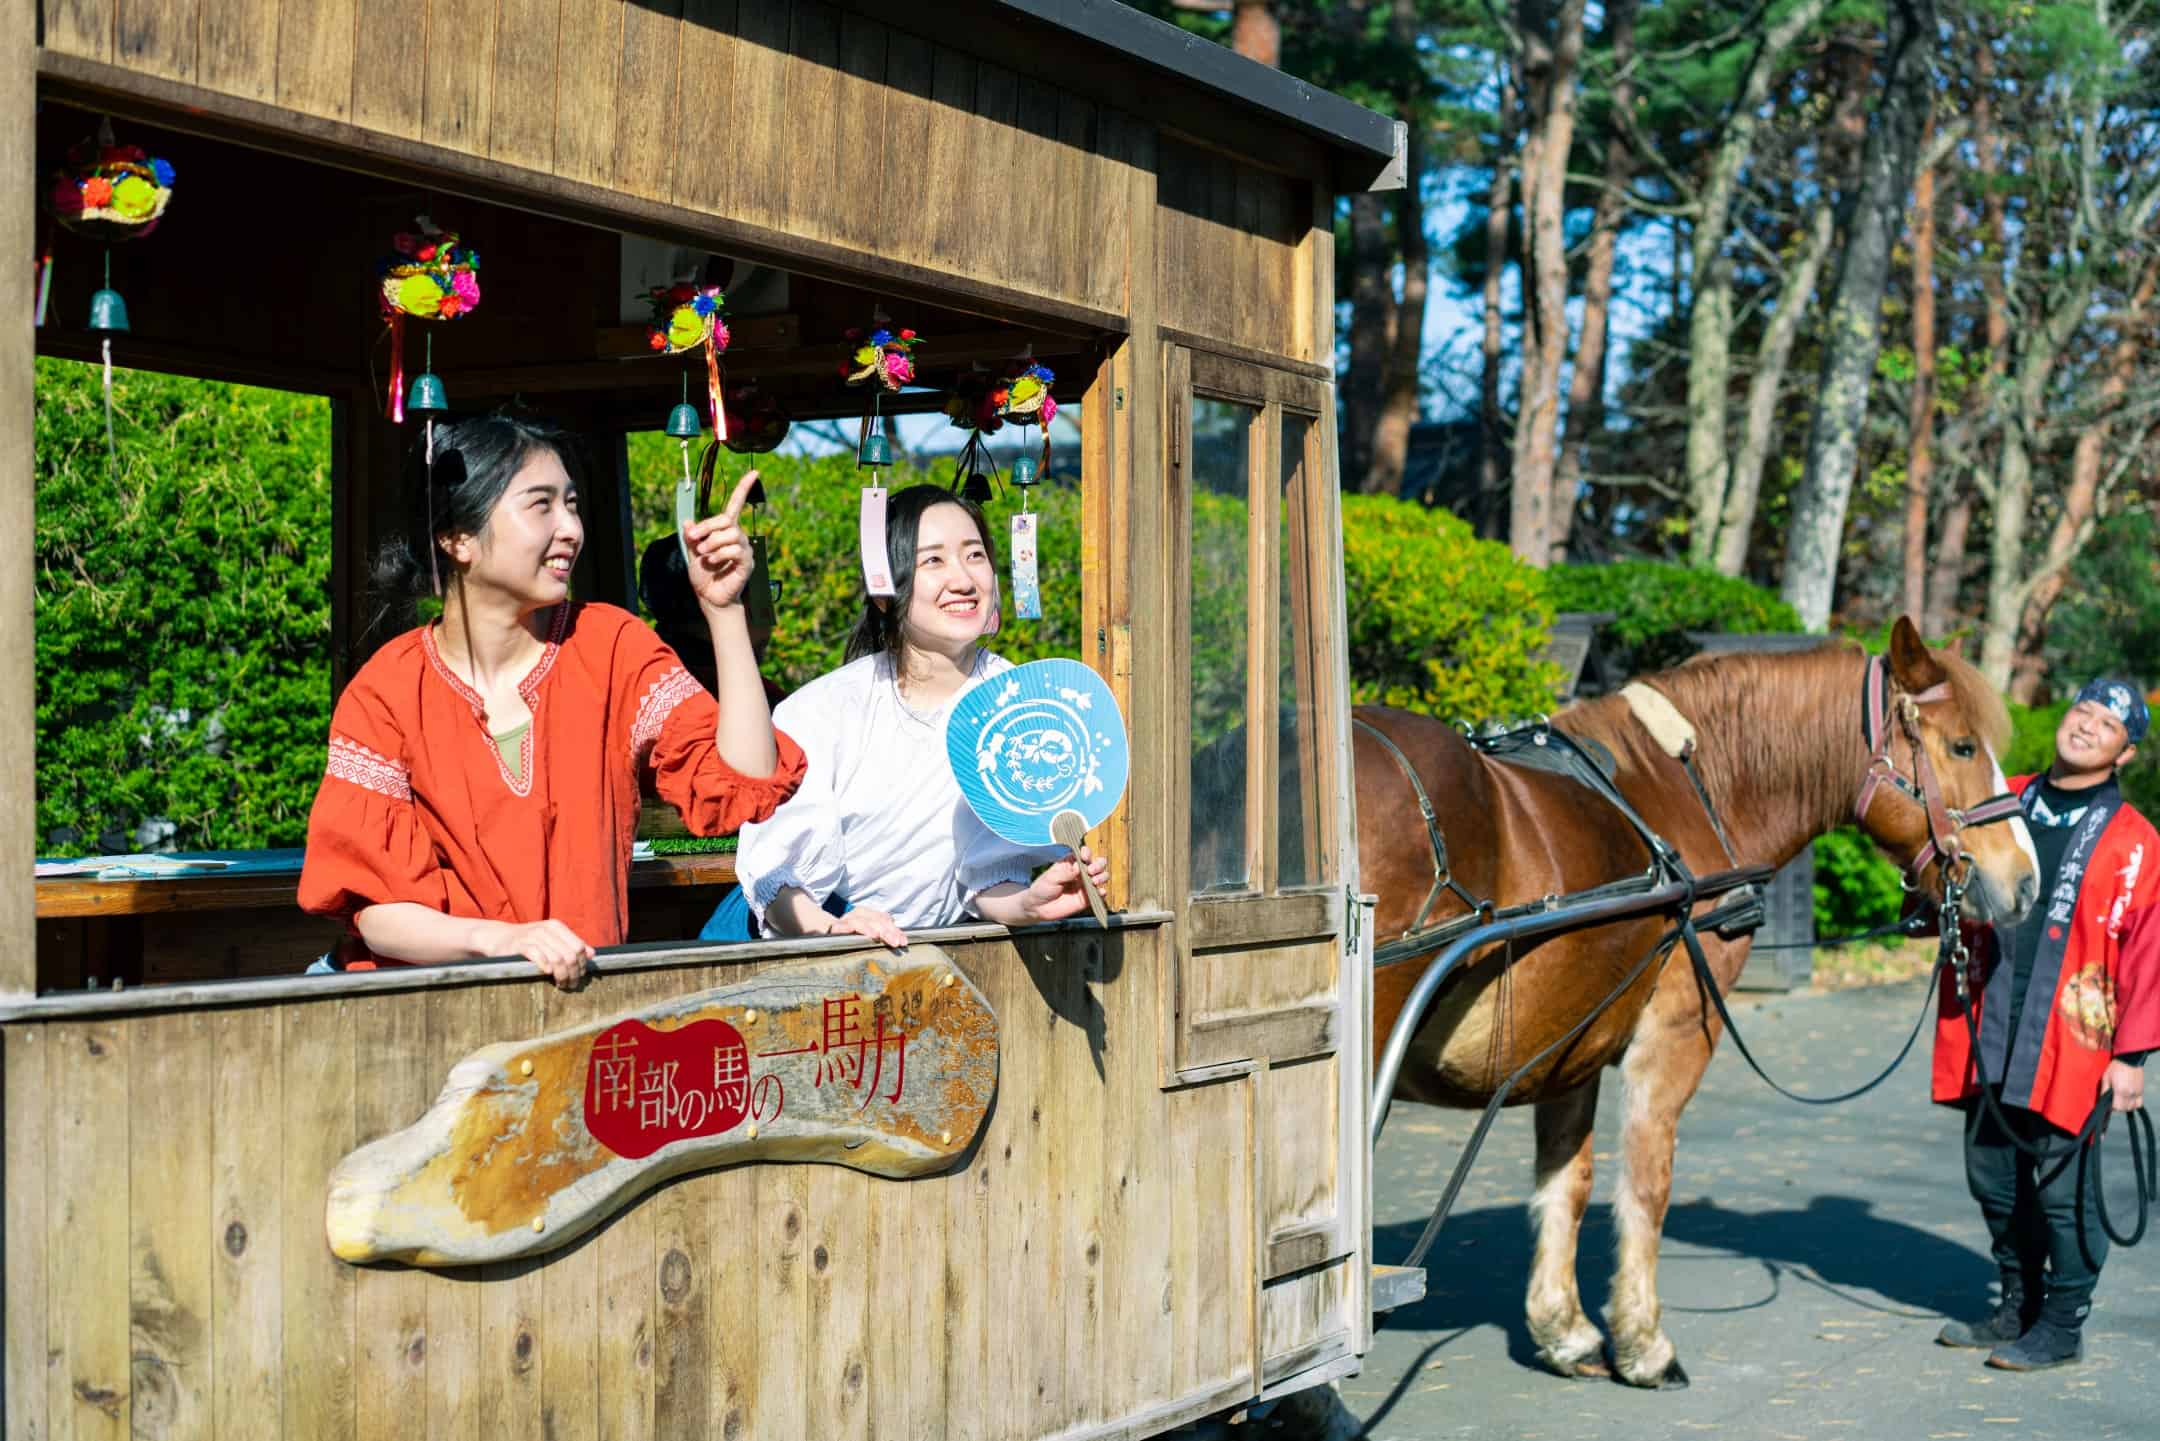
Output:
[736, 649, 1065, 930]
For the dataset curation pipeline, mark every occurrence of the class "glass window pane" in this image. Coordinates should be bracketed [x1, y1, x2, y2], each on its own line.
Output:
[1189, 398, 1255, 893]
[1278, 415, 1321, 888]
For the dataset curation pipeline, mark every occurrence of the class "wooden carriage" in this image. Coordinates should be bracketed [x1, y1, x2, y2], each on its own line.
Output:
[1, 3, 1403, 1436]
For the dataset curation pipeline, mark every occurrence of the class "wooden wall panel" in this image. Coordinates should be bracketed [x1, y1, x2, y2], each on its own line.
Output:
[611, 0, 684, 201]
[272, 0, 354, 120]
[2, 0, 35, 999]
[1192, 936, 1336, 1024]
[1157, 136, 1309, 359]
[673, 0, 743, 218]
[195, 0, 277, 103]
[490, 0, 562, 164]
[116, 0, 195, 84]
[351, 0, 426, 136]
[1258, 1055, 1340, 1254]
[0, 923, 1344, 1440]
[3, 1029, 49, 1441]
[129, 1012, 214, 1440]
[1260, 1261, 1350, 1374]
[556, 0, 627, 188]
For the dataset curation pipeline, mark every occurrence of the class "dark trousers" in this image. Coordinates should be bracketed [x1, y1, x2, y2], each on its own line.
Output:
[1964, 1093, 2106, 1323]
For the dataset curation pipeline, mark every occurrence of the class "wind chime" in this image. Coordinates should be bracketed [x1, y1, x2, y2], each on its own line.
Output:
[943, 364, 1004, 505]
[377, 218, 481, 594]
[843, 312, 920, 597]
[994, 353, 1057, 621]
[42, 120, 176, 463]
[647, 281, 771, 625]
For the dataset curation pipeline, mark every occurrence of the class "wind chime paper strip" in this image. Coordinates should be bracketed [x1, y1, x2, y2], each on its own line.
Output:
[1010, 512, 1043, 620]
[945, 658, 1129, 847]
[860, 486, 895, 596]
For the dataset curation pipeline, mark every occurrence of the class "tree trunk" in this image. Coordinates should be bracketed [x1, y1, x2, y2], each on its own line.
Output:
[2005, 258, 2158, 701]
[1479, 71, 1516, 532]
[1509, 0, 1589, 565]
[1549, 0, 1638, 564]
[1683, 0, 1835, 565]
[1977, 270, 2095, 689]
[1365, 120, 1429, 496]
[1713, 198, 1836, 577]
[1231, 0, 1280, 66]
[1899, 130, 1937, 625]
[1344, 189, 1394, 491]
[1782, 0, 1937, 630]
[1924, 495, 1973, 637]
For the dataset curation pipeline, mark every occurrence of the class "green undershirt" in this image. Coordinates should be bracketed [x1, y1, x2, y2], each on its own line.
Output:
[492, 721, 530, 784]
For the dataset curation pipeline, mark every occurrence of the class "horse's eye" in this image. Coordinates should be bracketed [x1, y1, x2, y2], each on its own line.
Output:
[1950, 740, 1978, 760]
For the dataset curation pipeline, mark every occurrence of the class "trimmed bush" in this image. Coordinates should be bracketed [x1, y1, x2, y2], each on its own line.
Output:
[34, 359, 333, 855]
[1340, 494, 1560, 721]
[1545, 561, 1804, 678]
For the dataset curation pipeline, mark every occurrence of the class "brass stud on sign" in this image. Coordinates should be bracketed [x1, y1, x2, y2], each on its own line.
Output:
[520, 1059, 534, 1077]
[747, 1122, 761, 1140]
[940, 1129, 953, 1146]
[940, 972, 955, 989]
[531, 1215, 546, 1233]
[745, 1009, 759, 1024]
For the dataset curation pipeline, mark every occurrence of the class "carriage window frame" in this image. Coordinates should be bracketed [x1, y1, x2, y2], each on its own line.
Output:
[1169, 347, 1342, 918]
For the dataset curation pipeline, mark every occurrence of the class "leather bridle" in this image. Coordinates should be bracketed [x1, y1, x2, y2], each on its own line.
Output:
[1853, 654, 2024, 887]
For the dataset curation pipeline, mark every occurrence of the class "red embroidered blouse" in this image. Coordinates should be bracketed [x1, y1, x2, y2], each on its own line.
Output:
[298, 602, 806, 966]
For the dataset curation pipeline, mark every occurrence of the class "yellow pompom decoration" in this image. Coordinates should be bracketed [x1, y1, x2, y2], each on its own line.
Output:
[393, 273, 442, 317]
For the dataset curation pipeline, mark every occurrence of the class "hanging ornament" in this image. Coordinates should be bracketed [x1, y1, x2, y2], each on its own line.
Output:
[643, 279, 730, 444]
[408, 335, 453, 597]
[45, 119, 176, 465]
[378, 216, 480, 422]
[996, 352, 1056, 619]
[666, 373, 704, 570]
[943, 364, 1005, 505]
[722, 382, 791, 455]
[843, 310, 920, 597]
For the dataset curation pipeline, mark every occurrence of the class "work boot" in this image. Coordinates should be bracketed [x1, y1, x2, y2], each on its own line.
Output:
[1987, 1296, 2088, 1371]
[1937, 1275, 2035, 1348]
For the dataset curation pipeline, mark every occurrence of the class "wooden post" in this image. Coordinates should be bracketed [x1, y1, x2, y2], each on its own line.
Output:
[0, 0, 34, 997]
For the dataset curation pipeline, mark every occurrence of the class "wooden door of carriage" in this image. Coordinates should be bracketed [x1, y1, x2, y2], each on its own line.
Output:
[1162, 342, 1370, 1376]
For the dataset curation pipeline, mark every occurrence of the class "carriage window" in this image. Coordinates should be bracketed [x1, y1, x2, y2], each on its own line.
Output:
[1277, 414, 1319, 889]
[1190, 397, 1257, 893]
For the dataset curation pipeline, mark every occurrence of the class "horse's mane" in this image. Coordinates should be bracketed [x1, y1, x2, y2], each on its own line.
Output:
[1562, 638, 2011, 835]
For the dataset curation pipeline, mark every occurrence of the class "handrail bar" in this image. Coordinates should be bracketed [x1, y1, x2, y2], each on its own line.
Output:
[0, 909, 1177, 1023]
[1370, 864, 1772, 1143]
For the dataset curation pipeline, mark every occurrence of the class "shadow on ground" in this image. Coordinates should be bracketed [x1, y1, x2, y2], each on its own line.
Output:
[1370, 1192, 1985, 1375]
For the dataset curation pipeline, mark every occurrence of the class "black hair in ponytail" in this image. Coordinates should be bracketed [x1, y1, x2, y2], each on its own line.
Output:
[366, 411, 587, 637]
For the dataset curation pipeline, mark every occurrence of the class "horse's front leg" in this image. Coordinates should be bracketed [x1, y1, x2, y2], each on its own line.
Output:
[1606, 1004, 1716, 1390]
[1527, 1078, 1607, 1377]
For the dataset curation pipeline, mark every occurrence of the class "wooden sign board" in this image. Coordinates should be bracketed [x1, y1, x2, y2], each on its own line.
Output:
[326, 946, 997, 1268]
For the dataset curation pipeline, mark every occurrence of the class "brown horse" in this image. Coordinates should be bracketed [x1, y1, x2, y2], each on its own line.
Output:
[1358, 617, 2039, 1388]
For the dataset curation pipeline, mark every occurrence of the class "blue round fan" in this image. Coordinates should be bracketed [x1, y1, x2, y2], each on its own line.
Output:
[946, 658, 1129, 848]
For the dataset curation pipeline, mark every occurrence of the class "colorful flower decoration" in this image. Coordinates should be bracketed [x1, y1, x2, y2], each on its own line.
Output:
[723, 383, 791, 455]
[844, 320, 921, 393]
[644, 282, 729, 357]
[376, 217, 481, 422]
[943, 365, 1006, 435]
[642, 281, 731, 442]
[997, 359, 1057, 429]
[47, 134, 175, 240]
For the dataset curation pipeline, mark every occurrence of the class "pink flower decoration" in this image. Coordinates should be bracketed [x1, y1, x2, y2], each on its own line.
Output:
[713, 320, 731, 352]
[884, 353, 915, 386]
[452, 271, 480, 307]
[1040, 395, 1058, 426]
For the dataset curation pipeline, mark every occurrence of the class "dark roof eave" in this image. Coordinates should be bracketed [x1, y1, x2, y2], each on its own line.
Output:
[996, 0, 1406, 192]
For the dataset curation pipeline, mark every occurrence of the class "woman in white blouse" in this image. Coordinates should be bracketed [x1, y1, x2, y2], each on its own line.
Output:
[736, 485, 1109, 946]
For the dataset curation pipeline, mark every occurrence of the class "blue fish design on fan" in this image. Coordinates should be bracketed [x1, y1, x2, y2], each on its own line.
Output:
[946, 658, 1129, 850]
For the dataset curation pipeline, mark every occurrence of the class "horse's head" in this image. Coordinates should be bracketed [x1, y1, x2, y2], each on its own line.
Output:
[1853, 618, 2038, 923]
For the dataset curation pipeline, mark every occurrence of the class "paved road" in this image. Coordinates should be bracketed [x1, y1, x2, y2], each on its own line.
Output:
[1259, 980, 2158, 1440]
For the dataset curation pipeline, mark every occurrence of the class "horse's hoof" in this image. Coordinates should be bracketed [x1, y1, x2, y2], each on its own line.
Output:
[1652, 1357, 1691, 1390]
[1534, 1349, 1611, 1381]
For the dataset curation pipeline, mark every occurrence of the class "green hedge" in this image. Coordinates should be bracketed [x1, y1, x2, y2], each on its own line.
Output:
[1340, 495, 1560, 720]
[1544, 561, 1805, 677]
[34, 359, 333, 856]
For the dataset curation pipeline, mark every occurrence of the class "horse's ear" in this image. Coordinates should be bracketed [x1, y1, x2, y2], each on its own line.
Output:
[1888, 615, 1949, 693]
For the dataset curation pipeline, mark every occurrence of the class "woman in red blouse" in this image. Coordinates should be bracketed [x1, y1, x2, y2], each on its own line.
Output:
[298, 413, 805, 986]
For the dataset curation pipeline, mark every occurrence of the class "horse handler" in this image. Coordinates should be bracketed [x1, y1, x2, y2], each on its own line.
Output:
[1931, 679, 2160, 1369]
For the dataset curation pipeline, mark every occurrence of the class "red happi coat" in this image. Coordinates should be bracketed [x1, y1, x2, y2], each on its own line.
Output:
[1933, 774, 2160, 1134]
[298, 602, 806, 966]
